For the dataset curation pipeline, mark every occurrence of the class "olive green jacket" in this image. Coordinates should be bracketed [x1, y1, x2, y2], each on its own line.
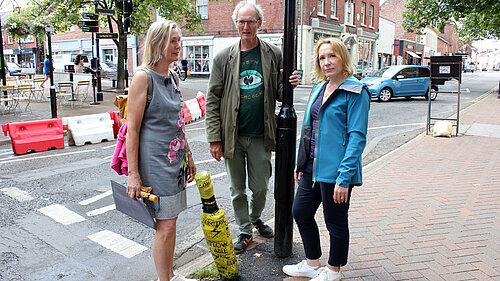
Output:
[205, 38, 283, 159]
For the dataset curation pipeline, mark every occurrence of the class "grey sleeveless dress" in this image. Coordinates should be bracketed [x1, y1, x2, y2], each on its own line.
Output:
[138, 67, 188, 219]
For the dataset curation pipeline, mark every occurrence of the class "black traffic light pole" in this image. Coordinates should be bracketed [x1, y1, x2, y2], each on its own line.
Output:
[123, 0, 132, 88]
[95, 0, 103, 101]
[46, 26, 57, 118]
[274, 0, 297, 258]
[1, 18, 8, 106]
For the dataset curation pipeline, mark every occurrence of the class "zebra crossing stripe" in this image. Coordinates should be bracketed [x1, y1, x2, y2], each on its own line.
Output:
[1, 187, 34, 202]
[87, 230, 147, 258]
[38, 204, 86, 225]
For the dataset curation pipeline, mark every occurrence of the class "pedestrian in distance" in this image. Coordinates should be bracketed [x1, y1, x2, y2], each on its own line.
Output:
[126, 20, 196, 281]
[74, 54, 84, 73]
[205, 0, 300, 254]
[41, 55, 52, 88]
[282, 38, 370, 281]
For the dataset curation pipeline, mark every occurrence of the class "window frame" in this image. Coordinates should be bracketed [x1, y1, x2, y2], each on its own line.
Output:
[331, 0, 337, 18]
[361, 2, 366, 26]
[369, 5, 374, 27]
[345, 0, 354, 26]
[196, 0, 208, 19]
[318, 0, 325, 16]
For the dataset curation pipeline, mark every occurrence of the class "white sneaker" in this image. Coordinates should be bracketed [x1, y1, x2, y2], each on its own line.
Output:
[283, 260, 323, 278]
[310, 267, 342, 281]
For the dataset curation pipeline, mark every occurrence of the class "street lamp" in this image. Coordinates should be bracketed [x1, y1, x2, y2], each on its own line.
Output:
[274, 0, 297, 258]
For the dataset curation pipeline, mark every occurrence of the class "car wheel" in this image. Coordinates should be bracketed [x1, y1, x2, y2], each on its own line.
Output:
[378, 88, 392, 102]
[425, 87, 438, 101]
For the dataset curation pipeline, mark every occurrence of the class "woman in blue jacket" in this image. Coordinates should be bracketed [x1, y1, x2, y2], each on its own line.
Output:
[283, 38, 370, 281]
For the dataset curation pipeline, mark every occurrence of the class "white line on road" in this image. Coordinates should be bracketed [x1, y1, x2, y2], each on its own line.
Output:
[101, 144, 116, 150]
[368, 123, 426, 131]
[38, 204, 86, 225]
[1, 187, 34, 202]
[187, 172, 227, 187]
[86, 204, 116, 217]
[79, 190, 113, 206]
[102, 155, 113, 160]
[194, 159, 218, 165]
[0, 150, 96, 165]
[87, 230, 148, 259]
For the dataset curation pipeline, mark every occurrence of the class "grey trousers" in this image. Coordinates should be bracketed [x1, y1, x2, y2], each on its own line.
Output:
[224, 136, 272, 235]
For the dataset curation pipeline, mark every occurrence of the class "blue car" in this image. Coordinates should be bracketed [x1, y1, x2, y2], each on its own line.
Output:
[361, 65, 438, 102]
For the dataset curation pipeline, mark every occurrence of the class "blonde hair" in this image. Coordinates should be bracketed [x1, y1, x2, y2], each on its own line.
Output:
[142, 20, 181, 67]
[313, 37, 354, 81]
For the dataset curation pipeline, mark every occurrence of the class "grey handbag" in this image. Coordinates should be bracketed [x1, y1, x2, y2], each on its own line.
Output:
[111, 180, 156, 229]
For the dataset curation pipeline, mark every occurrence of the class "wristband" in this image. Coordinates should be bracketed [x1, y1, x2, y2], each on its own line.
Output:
[186, 151, 192, 155]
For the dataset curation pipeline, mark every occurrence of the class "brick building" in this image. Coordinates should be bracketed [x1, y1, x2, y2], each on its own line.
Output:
[182, 0, 380, 83]
[380, 0, 459, 66]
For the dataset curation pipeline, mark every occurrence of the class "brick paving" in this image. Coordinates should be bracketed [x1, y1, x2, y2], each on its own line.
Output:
[286, 92, 500, 280]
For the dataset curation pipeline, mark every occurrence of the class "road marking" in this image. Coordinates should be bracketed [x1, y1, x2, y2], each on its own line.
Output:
[79, 190, 113, 206]
[38, 204, 86, 225]
[101, 144, 116, 149]
[87, 230, 148, 258]
[368, 123, 426, 131]
[102, 155, 113, 160]
[0, 150, 96, 165]
[1, 187, 34, 202]
[187, 172, 227, 187]
[86, 204, 116, 217]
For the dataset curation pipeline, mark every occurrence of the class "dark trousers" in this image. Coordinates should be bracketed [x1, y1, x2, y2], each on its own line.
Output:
[292, 160, 352, 267]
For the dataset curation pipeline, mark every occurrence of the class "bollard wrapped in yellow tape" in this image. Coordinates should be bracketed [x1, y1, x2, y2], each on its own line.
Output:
[195, 171, 239, 279]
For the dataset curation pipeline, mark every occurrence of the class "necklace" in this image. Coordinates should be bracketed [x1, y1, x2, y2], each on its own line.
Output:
[323, 79, 344, 103]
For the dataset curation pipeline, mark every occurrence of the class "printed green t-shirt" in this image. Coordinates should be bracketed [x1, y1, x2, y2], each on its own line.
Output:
[238, 45, 265, 137]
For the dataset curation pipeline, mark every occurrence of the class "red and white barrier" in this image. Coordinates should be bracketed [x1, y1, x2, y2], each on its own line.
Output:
[184, 98, 202, 121]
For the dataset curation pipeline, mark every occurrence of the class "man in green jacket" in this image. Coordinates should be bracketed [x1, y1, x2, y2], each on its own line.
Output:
[206, 1, 299, 254]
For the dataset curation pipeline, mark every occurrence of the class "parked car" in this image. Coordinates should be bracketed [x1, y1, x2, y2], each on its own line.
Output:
[6, 62, 22, 76]
[360, 65, 438, 102]
[463, 64, 476, 72]
[100, 62, 117, 80]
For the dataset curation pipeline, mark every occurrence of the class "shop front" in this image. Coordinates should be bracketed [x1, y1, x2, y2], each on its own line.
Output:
[182, 37, 213, 75]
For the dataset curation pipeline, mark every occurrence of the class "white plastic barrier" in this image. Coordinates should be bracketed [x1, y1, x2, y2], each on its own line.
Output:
[184, 98, 203, 121]
[63, 113, 115, 146]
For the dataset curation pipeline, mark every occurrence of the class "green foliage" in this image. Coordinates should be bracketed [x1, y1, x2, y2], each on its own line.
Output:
[188, 263, 220, 279]
[4, 11, 45, 40]
[403, 0, 500, 42]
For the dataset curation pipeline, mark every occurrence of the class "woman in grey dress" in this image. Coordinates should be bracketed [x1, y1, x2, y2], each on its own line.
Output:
[126, 20, 196, 281]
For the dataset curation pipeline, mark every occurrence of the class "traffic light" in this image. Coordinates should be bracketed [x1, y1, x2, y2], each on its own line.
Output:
[123, 0, 133, 18]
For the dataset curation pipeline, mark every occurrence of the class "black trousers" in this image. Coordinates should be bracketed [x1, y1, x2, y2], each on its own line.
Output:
[293, 160, 352, 267]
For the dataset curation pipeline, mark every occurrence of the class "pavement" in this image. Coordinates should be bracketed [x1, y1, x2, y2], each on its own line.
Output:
[2, 80, 499, 280]
[183, 87, 500, 281]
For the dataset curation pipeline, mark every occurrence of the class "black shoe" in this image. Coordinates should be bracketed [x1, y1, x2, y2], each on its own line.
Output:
[234, 234, 253, 254]
[253, 219, 274, 238]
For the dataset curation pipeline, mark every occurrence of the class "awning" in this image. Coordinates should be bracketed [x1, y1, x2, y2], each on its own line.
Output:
[406, 50, 420, 59]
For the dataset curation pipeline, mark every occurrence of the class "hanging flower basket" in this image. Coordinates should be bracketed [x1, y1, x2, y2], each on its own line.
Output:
[4, 16, 31, 39]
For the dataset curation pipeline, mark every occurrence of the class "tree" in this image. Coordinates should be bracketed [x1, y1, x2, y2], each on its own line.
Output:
[15, 0, 211, 89]
[402, 0, 500, 42]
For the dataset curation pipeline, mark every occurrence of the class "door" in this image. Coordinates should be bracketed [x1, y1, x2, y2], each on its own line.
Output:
[393, 67, 419, 96]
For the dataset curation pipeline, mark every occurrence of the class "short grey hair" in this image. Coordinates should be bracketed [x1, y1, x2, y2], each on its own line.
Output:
[231, 1, 264, 24]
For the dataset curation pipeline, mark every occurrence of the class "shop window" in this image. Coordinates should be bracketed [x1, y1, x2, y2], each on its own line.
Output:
[103, 49, 113, 63]
[184, 45, 210, 73]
